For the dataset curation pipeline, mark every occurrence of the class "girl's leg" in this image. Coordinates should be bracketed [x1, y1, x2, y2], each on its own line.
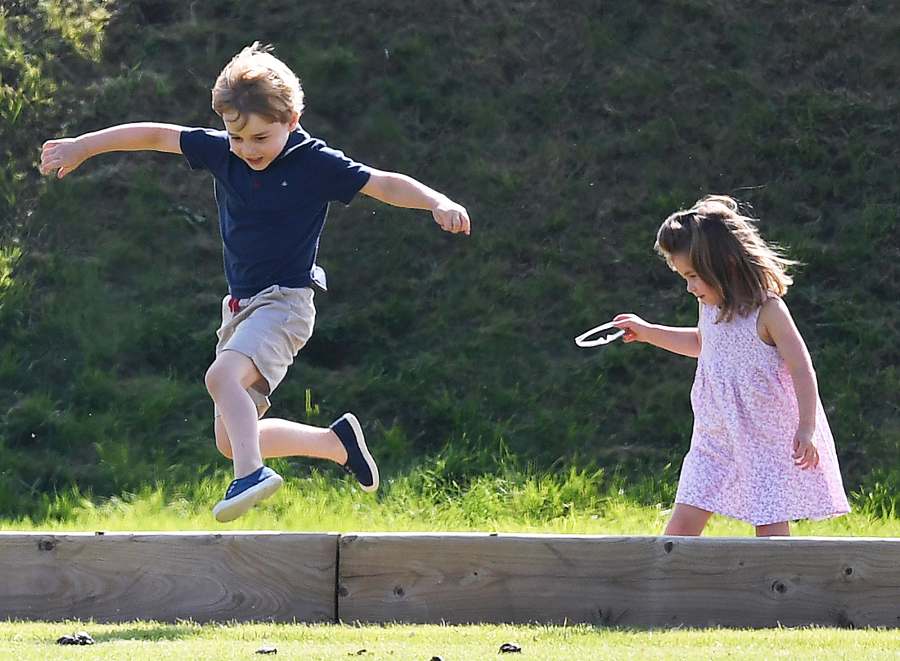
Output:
[205, 350, 265, 479]
[215, 417, 348, 464]
[664, 503, 713, 536]
[755, 521, 790, 537]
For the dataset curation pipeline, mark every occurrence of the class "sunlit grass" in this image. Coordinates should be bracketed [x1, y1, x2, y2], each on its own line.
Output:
[1, 621, 898, 661]
[2, 469, 897, 536]
[2, 0, 898, 554]
[0, 245, 21, 292]
[40, 0, 111, 61]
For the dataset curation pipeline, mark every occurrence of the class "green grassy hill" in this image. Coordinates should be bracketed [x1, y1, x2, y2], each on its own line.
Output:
[1, 0, 897, 517]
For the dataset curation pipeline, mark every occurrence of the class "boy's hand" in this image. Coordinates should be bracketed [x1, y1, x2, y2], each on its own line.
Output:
[612, 313, 654, 343]
[432, 198, 470, 235]
[40, 138, 87, 178]
[792, 429, 819, 470]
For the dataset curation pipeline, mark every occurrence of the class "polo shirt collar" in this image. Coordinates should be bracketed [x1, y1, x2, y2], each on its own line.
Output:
[276, 127, 313, 162]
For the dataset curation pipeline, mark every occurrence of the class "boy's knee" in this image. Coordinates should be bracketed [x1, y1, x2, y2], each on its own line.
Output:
[205, 351, 257, 396]
[205, 361, 229, 396]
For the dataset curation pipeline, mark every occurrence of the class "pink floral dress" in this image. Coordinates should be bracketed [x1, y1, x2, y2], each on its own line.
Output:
[675, 298, 850, 526]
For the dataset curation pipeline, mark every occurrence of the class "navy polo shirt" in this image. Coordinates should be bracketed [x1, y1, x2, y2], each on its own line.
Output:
[180, 127, 371, 298]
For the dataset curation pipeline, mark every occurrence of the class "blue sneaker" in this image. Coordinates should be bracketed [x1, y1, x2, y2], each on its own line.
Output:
[213, 466, 283, 522]
[331, 413, 379, 492]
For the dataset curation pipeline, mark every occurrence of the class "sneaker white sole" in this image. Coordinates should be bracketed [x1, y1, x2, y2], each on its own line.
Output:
[344, 412, 379, 492]
[212, 473, 284, 523]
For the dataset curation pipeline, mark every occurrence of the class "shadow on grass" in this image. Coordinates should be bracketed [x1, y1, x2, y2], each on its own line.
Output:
[63, 622, 201, 643]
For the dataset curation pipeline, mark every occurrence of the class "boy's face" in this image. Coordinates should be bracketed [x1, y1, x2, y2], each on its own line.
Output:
[223, 111, 299, 171]
[671, 252, 722, 307]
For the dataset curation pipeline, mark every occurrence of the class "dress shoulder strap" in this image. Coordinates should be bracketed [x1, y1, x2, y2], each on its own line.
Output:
[753, 291, 782, 323]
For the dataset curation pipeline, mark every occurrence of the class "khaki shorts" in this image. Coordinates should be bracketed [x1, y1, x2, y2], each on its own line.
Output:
[214, 285, 316, 418]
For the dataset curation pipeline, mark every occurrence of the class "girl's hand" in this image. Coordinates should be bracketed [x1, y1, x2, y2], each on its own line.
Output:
[792, 430, 819, 470]
[40, 138, 88, 178]
[612, 313, 654, 343]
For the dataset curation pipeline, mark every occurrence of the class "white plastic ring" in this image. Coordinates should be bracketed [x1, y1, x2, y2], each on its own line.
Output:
[574, 321, 625, 348]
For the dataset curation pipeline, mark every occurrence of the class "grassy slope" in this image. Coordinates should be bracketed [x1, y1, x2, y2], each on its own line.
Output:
[1, 1, 898, 516]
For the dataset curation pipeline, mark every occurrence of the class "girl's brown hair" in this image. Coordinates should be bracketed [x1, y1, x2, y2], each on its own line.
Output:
[211, 42, 304, 130]
[655, 195, 799, 322]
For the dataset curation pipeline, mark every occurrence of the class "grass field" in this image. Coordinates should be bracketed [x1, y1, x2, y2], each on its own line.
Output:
[2, 470, 898, 537]
[3, 621, 899, 660]
[2, 0, 898, 524]
[2, 7, 898, 655]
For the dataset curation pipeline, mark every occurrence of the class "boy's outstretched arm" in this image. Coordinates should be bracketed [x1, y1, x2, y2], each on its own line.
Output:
[360, 169, 470, 235]
[40, 123, 186, 178]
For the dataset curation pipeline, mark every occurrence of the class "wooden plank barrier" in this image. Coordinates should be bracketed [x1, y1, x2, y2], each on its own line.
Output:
[0, 532, 337, 622]
[338, 533, 900, 627]
[2, 532, 898, 626]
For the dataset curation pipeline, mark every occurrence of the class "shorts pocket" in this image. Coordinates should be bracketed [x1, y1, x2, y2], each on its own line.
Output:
[283, 298, 315, 353]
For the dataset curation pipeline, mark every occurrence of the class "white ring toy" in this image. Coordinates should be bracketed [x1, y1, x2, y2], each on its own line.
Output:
[574, 320, 625, 348]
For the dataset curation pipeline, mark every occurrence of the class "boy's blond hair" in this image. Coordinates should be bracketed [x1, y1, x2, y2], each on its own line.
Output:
[655, 195, 799, 322]
[212, 42, 304, 129]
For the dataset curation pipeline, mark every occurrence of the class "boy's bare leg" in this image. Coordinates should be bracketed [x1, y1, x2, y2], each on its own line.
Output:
[205, 350, 265, 478]
[215, 417, 348, 464]
[755, 521, 790, 537]
[664, 503, 713, 536]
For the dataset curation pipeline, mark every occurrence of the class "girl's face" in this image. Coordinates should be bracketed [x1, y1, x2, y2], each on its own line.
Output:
[671, 253, 722, 306]
[223, 111, 299, 171]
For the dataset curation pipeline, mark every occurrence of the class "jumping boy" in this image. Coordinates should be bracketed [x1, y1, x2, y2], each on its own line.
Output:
[39, 42, 471, 522]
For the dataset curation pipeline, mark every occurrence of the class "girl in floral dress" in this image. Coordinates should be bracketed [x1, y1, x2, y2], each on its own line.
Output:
[614, 195, 849, 536]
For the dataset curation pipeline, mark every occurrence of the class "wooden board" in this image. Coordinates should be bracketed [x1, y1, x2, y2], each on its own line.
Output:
[0, 532, 337, 622]
[338, 534, 900, 627]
